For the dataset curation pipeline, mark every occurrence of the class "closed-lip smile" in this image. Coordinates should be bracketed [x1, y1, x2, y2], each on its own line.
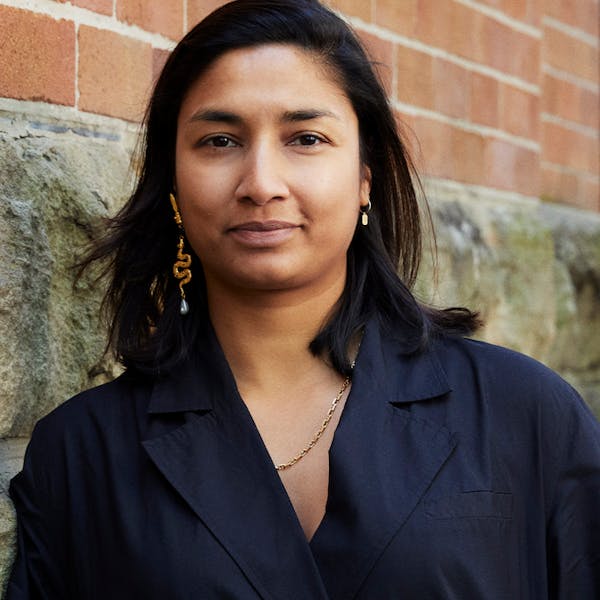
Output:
[229, 220, 299, 232]
[227, 220, 300, 247]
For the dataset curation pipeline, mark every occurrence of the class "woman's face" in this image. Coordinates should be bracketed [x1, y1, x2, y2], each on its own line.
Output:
[175, 44, 371, 298]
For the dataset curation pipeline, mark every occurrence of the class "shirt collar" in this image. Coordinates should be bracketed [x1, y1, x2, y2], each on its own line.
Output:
[147, 315, 452, 415]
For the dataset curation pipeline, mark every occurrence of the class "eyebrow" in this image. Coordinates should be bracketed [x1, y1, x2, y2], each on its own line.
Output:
[187, 108, 340, 124]
[280, 109, 340, 123]
[188, 110, 242, 124]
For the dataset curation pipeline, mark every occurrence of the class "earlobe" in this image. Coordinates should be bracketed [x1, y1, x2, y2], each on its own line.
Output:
[360, 165, 372, 206]
[359, 166, 372, 226]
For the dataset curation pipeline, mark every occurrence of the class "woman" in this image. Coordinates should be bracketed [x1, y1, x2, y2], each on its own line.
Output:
[7, 0, 599, 598]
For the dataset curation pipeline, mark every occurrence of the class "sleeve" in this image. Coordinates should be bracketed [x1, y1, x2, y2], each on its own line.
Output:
[545, 390, 600, 600]
[4, 424, 69, 600]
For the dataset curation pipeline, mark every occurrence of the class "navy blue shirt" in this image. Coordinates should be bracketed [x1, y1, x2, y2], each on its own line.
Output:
[7, 319, 600, 598]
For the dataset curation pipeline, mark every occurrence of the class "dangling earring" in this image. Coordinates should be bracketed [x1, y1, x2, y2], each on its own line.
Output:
[169, 193, 192, 315]
[360, 199, 372, 226]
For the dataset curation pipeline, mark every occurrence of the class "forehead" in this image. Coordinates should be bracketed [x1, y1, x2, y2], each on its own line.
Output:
[178, 44, 355, 123]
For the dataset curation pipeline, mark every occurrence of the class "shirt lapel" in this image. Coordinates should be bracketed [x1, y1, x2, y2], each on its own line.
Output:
[309, 320, 456, 600]
[141, 325, 328, 600]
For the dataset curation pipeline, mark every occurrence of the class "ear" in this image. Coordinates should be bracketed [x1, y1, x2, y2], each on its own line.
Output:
[359, 165, 372, 207]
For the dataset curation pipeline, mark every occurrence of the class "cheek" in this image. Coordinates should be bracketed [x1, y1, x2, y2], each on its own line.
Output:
[176, 168, 228, 227]
[307, 190, 360, 251]
[175, 137, 227, 204]
[306, 156, 363, 207]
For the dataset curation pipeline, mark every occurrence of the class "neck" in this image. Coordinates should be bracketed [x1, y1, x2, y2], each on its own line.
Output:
[206, 277, 345, 393]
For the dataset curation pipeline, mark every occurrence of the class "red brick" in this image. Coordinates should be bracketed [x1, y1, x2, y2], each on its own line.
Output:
[541, 166, 599, 211]
[117, 0, 184, 39]
[374, 0, 418, 37]
[542, 25, 598, 83]
[542, 74, 569, 118]
[396, 45, 434, 110]
[0, 7, 75, 105]
[541, 165, 579, 203]
[544, 0, 599, 37]
[501, 85, 539, 140]
[73, 0, 113, 15]
[187, 0, 227, 27]
[484, 139, 539, 195]
[327, 0, 372, 22]
[469, 0, 541, 27]
[542, 121, 599, 173]
[394, 111, 424, 170]
[526, 0, 543, 27]
[78, 26, 153, 121]
[479, 0, 502, 8]
[417, 0, 485, 64]
[542, 74, 600, 130]
[432, 57, 470, 120]
[453, 126, 487, 184]
[482, 18, 540, 83]
[590, 136, 600, 173]
[579, 88, 600, 133]
[506, 0, 538, 25]
[416, 0, 452, 48]
[406, 116, 486, 185]
[408, 116, 455, 180]
[503, 0, 529, 22]
[578, 178, 600, 212]
[479, 0, 525, 22]
[358, 32, 394, 97]
[152, 48, 170, 84]
[470, 72, 500, 128]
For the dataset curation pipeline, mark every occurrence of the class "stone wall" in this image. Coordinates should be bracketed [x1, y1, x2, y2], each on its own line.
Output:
[0, 103, 598, 590]
[0, 103, 135, 589]
[418, 180, 600, 413]
[0, 103, 134, 437]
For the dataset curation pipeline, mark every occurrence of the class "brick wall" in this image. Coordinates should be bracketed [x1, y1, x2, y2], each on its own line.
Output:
[2, 1, 600, 587]
[0, 0, 598, 209]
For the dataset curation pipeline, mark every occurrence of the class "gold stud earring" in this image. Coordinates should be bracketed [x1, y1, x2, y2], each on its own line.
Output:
[360, 199, 372, 226]
[169, 193, 192, 315]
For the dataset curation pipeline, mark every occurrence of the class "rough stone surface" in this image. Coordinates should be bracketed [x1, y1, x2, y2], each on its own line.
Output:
[0, 107, 598, 589]
[0, 438, 27, 594]
[0, 107, 134, 437]
[418, 188, 558, 359]
[418, 181, 600, 416]
[539, 203, 600, 413]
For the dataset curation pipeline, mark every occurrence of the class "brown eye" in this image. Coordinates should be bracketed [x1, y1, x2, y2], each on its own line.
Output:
[290, 134, 326, 146]
[199, 135, 237, 148]
[209, 136, 235, 147]
[299, 134, 318, 145]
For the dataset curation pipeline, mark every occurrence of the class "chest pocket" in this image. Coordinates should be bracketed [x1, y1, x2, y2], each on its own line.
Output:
[424, 490, 513, 519]
[358, 491, 518, 600]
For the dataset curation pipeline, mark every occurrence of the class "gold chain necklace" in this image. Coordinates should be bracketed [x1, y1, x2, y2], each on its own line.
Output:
[275, 370, 353, 471]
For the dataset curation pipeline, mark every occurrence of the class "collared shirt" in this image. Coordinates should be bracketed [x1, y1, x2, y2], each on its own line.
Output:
[7, 318, 600, 599]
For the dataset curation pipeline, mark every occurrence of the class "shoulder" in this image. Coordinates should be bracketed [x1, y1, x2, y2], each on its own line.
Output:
[426, 334, 599, 455]
[379, 318, 589, 418]
[432, 334, 581, 404]
[35, 370, 146, 434]
[23, 371, 153, 477]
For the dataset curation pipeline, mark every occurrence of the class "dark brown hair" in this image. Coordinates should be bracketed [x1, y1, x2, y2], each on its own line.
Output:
[82, 0, 479, 374]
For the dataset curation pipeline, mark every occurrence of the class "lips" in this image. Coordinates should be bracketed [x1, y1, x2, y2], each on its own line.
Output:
[229, 220, 298, 232]
[227, 220, 300, 247]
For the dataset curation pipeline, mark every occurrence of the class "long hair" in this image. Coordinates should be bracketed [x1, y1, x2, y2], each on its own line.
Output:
[82, 0, 480, 374]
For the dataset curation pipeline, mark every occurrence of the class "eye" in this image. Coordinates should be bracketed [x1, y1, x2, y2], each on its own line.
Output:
[200, 135, 238, 148]
[289, 133, 326, 147]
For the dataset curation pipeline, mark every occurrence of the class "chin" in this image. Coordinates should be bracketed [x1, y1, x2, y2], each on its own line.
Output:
[233, 271, 302, 292]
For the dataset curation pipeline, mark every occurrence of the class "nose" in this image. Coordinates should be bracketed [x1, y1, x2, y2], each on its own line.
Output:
[234, 140, 289, 206]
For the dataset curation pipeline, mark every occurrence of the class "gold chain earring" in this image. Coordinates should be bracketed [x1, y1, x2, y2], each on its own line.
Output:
[169, 193, 192, 315]
[360, 199, 372, 226]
